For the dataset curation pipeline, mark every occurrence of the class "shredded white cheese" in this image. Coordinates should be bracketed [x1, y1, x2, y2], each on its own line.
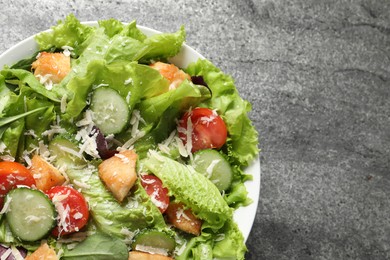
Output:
[124, 78, 133, 85]
[135, 245, 169, 256]
[42, 125, 67, 140]
[60, 94, 68, 113]
[115, 153, 130, 164]
[0, 197, 12, 214]
[73, 179, 91, 190]
[24, 129, 38, 138]
[61, 45, 74, 57]
[25, 215, 45, 223]
[35, 74, 54, 90]
[73, 212, 83, 220]
[0, 248, 12, 260]
[206, 159, 221, 178]
[10, 245, 24, 260]
[175, 207, 191, 221]
[0, 142, 6, 153]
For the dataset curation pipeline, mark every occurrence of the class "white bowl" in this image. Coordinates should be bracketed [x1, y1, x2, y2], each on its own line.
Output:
[0, 22, 261, 242]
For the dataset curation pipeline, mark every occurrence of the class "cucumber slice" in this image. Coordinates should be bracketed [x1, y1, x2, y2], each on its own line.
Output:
[131, 230, 175, 254]
[48, 137, 85, 167]
[191, 149, 233, 192]
[5, 187, 56, 241]
[90, 87, 129, 135]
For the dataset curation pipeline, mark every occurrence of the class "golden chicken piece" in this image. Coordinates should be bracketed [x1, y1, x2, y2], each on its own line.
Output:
[25, 243, 58, 260]
[29, 154, 66, 191]
[165, 202, 202, 236]
[98, 150, 138, 202]
[150, 61, 191, 90]
[32, 52, 71, 84]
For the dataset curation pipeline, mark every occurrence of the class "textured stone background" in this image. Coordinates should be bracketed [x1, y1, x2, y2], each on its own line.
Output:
[1, 0, 389, 259]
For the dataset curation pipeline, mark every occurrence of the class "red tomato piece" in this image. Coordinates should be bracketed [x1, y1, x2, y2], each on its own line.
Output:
[140, 175, 170, 213]
[178, 107, 228, 153]
[46, 186, 89, 237]
[0, 161, 35, 209]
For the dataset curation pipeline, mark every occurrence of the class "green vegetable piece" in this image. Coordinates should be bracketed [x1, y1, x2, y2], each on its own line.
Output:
[61, 233, 128, 260]
[0, 107, 47, 128]
[142, 152, 232, 230]
[191, 149, 233, 192]
[5, 187, 56, 242]
[48, 137, 85, 167]
[90, 87, 130, 135]
[132, 230, 176, 254]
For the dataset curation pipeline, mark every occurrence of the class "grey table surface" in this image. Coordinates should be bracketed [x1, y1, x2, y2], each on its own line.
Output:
[1, 0, 389, 259]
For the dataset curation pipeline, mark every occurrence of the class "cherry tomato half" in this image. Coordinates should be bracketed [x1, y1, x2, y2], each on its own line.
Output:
[46, 186, 89, 237]
[0, 161, 36, 209]
[140, 175, 170, 213]
[178, 107, 228, 153]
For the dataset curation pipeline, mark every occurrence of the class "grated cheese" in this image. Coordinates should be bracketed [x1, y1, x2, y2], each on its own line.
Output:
[175, 241, 187, 256]
[61, 45, 74, 57]
[185, 117, 193, 160]
[33, 174, 42, 179]
[206, 159, 221, 178]
[10, 245, 24, 260]
[35, 74, 54, 90]
[60, 94, 68, 113]
[0, 197, 12, 214]
[135, 245, 169, 256]
[124, 78, 133, 85]
[0, 248, 12, 260]
[24, 129, 38, 138]
[42, 125, 67, 141]
[175, 137, 188, 157]
[119, 130, 145, 151]
[175, 207, 191, 221]
[115, 153, 130, 164]
[73, 179, 91, 190]
[92, 83, 109, 90]
[25, 215, 45, 223]
[0, 141, 6, 153]
[73, 212, 83, 220]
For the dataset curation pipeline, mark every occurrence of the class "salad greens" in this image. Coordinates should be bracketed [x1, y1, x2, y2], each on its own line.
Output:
[0, 14, 259, 259]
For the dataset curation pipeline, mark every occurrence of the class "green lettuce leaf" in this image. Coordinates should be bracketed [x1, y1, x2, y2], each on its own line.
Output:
[61, 233, 128, 260]
[1, 69, 61, 102]
[98, 19, 147, 41]
[212, 220, 247, 260]
[175, 220, 246, 260]
[185, 59, 259, 167]
[142, 152, 232, 230]
[140, 25, 186, 62]
[35, 14, 94, 56]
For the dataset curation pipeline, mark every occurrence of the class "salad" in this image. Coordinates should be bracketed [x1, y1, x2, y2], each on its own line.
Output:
[0, 14, 259, 260]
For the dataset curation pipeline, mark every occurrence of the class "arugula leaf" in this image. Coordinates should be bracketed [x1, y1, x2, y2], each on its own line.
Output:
[61, 233, 128, 260]
[0, 107, 47, 127]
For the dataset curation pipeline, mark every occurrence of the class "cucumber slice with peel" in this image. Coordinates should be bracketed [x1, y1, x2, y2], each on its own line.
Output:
[90, 87, 130, 135]
[131, 230, 176, 255]
[5, 187, 56, 242]
[191, 149, 233, 192]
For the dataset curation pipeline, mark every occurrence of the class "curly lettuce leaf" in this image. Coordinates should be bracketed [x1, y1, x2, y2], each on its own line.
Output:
[98, 19, 147, 42]
[142, 152, 232, 230]
[175, 220, 246, 260]
[185, 59, 259, 167]
[35, 14, 94, 55]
